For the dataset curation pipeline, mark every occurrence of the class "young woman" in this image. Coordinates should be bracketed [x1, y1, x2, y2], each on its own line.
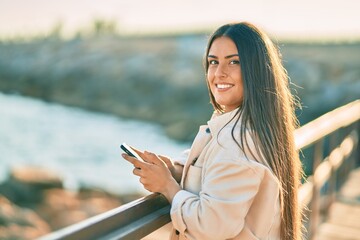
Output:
[122, 22, 303, 240]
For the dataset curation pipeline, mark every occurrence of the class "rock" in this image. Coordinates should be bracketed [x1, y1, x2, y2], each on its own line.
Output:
[0, 196, 51, 239]
[0, 166, 63, 206]
[36, 188, 124, 231]
[0, 166, 139, 237]
[11, 166, 63, 189]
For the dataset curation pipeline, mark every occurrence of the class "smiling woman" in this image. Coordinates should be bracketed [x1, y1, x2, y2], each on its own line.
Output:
[122, 22, 303, 240]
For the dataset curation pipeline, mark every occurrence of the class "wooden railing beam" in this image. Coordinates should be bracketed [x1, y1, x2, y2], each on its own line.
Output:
[295, 100, 360, 150]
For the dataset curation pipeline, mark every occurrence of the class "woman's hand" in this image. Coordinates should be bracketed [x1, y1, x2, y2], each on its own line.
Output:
[128, 146, 183, 182]
[122, 150, 181, 203]
[156, 154, 183, 183]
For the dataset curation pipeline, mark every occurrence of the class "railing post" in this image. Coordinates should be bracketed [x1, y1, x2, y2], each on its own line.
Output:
[309, 139, 323, 240]
[356, 121, 360, 167]
[326, 132, 338, 211]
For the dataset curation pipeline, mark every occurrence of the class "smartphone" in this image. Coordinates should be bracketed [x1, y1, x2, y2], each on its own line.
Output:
[120, 143, 144, 161]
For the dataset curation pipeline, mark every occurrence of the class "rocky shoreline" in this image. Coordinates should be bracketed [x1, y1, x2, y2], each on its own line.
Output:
[0, 166, 143, 239]
[1, 34, 358, 142]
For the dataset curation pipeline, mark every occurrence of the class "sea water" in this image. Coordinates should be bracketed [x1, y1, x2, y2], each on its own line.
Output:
[0, 93, 190, 195]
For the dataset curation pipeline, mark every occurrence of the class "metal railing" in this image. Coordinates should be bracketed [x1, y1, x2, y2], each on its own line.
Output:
[39, 100, 360, 240]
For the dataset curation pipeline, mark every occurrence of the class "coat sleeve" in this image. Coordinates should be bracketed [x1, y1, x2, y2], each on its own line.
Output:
[170, 157, 265, 240]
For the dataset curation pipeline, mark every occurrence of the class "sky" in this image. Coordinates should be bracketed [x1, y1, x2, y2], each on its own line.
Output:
[0, 0, 360, 40]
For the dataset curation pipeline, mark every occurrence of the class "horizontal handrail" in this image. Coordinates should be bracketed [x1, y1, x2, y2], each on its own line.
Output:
[295, 100, 360, 149]
[39, 99, 360, 240]
[38, 194, 169, 240]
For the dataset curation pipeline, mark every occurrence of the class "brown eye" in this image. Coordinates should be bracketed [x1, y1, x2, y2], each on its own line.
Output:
[230, 60, 240, 65]
[209, 60, 218, 65]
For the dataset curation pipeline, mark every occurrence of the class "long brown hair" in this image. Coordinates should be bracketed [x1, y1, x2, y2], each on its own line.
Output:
[204, 22, 302, 240]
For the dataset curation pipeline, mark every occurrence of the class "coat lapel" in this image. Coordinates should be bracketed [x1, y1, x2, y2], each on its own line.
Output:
[181, 125, 212, 187]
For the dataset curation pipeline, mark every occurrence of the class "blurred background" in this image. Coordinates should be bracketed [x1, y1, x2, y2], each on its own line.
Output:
[0, 0, 359, 238]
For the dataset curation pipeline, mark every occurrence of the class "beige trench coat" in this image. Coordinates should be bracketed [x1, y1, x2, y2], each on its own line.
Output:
[169, 109, 281, 240]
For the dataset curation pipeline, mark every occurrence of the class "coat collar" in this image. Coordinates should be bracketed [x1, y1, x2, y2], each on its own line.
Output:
[207, 108, 242, 137]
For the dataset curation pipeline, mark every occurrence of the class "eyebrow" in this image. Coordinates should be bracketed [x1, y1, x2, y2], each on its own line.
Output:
[207, 54, 239, 59]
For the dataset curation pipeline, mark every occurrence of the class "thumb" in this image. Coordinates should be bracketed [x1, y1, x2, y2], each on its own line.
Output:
[130, 146, 147, 160]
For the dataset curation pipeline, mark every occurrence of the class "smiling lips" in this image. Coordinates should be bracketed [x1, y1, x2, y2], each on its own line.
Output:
[216, 83, 234, 90]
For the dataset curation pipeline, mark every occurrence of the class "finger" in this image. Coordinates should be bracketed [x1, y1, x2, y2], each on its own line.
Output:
[142, 184, 150, 191]
[122, 153, 138, 164]
[144, 151, 164, 165]
[159, 155, 172, 167]
[143, 184, 152, 192]
[140, 180, 152, 191]
[129, 146, 147, 160]
[122, 154, 146, 169]
[133, 168, 142, 177]
[139, 177, 148, 185]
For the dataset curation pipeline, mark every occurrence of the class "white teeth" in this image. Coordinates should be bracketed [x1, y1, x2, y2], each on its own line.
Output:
[216, 84, 233, 89]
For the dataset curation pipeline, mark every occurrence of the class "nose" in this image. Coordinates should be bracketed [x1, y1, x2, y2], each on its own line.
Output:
[215, 63, 228, 78]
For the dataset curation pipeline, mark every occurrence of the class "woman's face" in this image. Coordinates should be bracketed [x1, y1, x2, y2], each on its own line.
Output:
[207, 36, 243, 112]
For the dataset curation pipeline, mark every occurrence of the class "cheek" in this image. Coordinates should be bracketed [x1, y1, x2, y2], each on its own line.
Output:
[206, 72, 211, 84]
[207, 69, 215, 83]
[233, 70, 243, 86]
[206, 77, 213, 93]
[206, 76, 216, 95]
